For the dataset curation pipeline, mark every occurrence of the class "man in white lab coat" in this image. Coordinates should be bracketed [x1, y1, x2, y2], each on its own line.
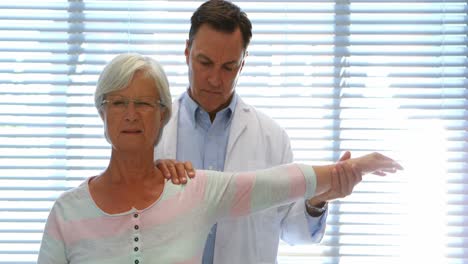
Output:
[155, 1, 359, 263]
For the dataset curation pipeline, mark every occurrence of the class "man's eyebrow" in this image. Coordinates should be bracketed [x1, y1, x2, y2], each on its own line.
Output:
[196, 54, 212, 62]
[224, 60, 240, 66]
[196, 53, 240, 66]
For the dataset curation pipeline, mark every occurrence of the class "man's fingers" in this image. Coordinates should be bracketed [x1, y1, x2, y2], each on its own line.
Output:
[155, 159, 196, 185]
[338, 151, 351, 162]
[167, 163, 180, 184]
[337, 162, 350, 196]
[160, 165, 171, 179]
[341, 162, 356, 195]
[325, 166, 338, 201]
[155, 159, 173, 180]
[184, 161, 196, 178]
[175, 163, 187, 184]
[334, 163, 346, 199]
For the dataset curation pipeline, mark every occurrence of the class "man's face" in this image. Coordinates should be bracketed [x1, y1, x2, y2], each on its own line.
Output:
[185, 24, 246, 115]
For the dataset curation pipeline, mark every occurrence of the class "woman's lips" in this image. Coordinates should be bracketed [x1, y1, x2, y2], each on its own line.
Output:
[121, 129, 142, 134]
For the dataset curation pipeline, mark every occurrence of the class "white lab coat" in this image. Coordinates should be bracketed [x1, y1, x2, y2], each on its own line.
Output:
[155, 95, 326, 264]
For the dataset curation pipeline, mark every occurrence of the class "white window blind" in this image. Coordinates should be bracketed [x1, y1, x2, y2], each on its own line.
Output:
[0, 1, 466, 263]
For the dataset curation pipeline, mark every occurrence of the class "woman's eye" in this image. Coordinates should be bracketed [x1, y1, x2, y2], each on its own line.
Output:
[136, 101, 153, 107]
[112, 100, 126, 106]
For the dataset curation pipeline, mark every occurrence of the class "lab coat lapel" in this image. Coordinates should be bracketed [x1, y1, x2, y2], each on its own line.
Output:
[225, 98, 250, 167]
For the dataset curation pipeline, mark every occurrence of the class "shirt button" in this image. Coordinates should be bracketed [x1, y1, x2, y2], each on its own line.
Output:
[135, 260, 139, 264]
[134, 213, 139, 218]
[134, 237, 139, 242]
[134, 246, 139, 252]
[134, 225, 139, 230]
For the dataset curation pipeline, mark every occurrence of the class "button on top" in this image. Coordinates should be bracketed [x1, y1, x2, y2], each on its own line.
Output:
[134, 213, 139, 218]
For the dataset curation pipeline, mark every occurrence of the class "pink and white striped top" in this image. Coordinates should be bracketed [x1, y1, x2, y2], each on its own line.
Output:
[38, 163, 316, 264]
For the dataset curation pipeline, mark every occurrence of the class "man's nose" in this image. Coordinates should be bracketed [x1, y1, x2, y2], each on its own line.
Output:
[207, 68, 222, 87]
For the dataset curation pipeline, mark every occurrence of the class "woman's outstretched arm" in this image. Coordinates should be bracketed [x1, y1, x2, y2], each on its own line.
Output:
[202, 152, 403, 220]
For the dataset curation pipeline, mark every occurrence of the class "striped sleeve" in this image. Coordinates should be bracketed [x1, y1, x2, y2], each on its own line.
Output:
[203, 163, 316, 219]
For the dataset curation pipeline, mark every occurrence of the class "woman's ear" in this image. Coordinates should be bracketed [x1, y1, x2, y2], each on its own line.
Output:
[160, 108, 166, 123]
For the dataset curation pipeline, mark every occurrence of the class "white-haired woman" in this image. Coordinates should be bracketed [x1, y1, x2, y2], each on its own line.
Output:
[38, 53, 402, 264]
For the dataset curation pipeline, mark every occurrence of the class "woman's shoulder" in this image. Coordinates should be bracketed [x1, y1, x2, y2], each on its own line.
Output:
[51, 177, 98, 219]
[57, 178, 91, 201]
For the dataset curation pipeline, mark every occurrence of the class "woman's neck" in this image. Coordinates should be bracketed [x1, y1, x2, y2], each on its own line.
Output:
[103, 150, 159, 185]
[88, 150, 166, 213]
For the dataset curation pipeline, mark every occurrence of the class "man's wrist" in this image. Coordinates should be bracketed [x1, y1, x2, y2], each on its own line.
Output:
[305, 200, 328, 217]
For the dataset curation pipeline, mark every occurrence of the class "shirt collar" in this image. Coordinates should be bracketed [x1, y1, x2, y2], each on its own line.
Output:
[224, 93, 238, 127]
[181, 92, 199, 128]
[180, 90, 238, 129]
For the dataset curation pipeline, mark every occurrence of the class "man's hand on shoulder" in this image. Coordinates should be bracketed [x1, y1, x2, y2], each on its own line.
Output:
[155, 159, 196, 184]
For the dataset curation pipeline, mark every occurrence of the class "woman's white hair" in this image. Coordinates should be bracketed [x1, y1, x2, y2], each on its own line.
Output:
[94, 53, 172, 144]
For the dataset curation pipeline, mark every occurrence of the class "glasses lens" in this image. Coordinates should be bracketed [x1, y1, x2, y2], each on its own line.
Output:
[103, 96, 159, 113]
[134, 98, 156, 112]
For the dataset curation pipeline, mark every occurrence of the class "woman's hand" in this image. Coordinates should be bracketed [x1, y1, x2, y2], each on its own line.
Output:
[312, 152, 403, 198]
[347, 152, 403, 176]
[155, 159, 196, 184]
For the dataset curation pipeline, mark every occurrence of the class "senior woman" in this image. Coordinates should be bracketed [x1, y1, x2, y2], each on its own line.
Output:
[38, 53, 402, 264]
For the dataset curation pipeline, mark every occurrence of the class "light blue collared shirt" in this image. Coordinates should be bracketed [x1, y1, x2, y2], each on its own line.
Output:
[176, 91, 237, 264]
[176, 91, 237, 171]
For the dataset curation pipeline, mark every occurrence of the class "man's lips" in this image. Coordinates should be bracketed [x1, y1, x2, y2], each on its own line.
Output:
[202, 89, 222, 95]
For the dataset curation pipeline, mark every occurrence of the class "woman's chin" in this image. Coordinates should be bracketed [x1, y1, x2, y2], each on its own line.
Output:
[112, 142, 152, 154]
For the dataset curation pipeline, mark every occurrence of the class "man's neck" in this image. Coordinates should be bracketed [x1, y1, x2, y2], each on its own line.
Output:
[187, 89, 234, 122]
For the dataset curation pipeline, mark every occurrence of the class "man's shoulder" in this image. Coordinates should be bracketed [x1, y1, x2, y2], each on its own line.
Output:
[235, 97, 285, 132]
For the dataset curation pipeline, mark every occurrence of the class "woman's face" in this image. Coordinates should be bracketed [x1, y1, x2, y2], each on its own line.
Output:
[99, 71, 165, 153]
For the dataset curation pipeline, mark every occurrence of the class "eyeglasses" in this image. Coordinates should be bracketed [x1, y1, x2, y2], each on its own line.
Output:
[101, 96, 166, 113]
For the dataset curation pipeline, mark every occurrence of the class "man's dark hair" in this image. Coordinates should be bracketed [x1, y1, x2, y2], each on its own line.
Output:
[188, 0, 252, 50]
